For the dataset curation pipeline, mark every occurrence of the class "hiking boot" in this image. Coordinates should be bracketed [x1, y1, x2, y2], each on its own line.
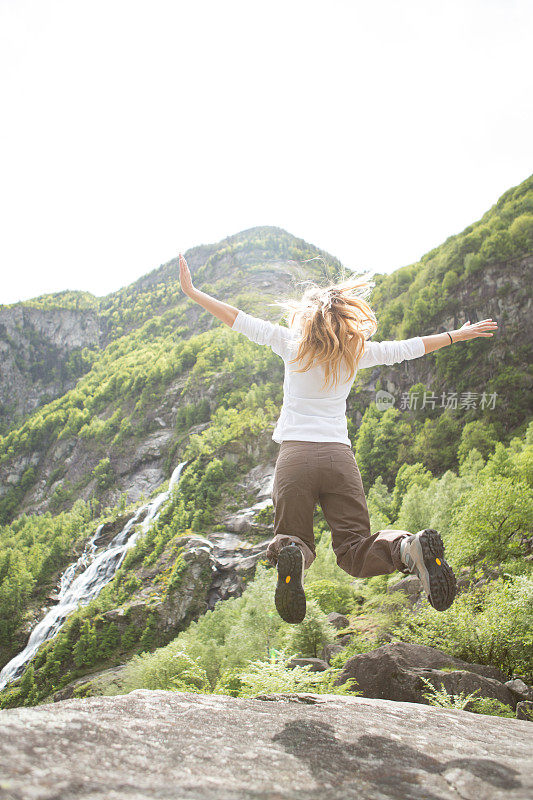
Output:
[399, 529, 457, 611]
[274, 544, 306, 624]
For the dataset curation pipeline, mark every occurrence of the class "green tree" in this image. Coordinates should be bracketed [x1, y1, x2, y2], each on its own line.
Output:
[448, 476, 533, 572]
[91, 457, 114, 490]
[97, 622, 120, 660]
[509, 213, 533, 250]
[286, 600, 337, 658]
[457, 421, 498, 464]
[391, 463, 433, 521]
[412, 412, 461, 474]
[72, 620, 98, 668]
[306, 580, 357, 615]
[19, 664, 35, 702]
[367, 475, 393, 527]
[139, 612, 159, 653]
[354, 406, 414, 487]
[442, 270, 459, 290]
[121, 622, 141, 651]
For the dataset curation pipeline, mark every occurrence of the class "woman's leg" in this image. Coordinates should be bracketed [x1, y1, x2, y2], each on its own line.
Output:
[266, 442, 317, 570]
[316, 445, 412, 578]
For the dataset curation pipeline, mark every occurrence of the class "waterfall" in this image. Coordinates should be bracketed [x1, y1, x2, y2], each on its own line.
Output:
[0, 461, 187, 692]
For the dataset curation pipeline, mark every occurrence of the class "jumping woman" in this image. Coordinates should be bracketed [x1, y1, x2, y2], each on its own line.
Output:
[178, 252, 498, 624]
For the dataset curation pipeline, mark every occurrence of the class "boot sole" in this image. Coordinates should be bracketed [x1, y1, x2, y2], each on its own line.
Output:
[275, 545, 306, 624]
[417, 529, 457, 611]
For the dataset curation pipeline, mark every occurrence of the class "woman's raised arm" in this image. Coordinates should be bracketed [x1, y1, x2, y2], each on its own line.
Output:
[421, 319, 498, 354]
[179, 253, 239, 327]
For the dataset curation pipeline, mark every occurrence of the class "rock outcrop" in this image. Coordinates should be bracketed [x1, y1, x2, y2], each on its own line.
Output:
[0, 690, 531, 799]
[356, 254, 533, 406]
[334, 642, 520, 710]
[0, 304, 100, 431]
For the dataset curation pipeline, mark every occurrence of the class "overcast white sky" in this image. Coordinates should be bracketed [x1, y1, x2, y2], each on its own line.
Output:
[0, 0, 531, 305]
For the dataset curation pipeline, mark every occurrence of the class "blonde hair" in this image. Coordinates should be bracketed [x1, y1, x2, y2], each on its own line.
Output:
[272, 268, 378, 391]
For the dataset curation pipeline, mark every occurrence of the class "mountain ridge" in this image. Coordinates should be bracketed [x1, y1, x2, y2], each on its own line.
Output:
[0, 178, 531, 522]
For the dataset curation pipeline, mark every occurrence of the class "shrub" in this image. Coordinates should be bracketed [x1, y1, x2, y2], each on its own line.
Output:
[391, 575, 533, 681]
[329, 632, 377, 669]
[419, 676, 480, 711]
[448, 476, 533, 570]
[509, 213, 533, 251]
[442, 270, 459, 290]
[468, 696, 515, 718]
[464, 252, 482, 275]
[167, 651, 211, 693]
[420, 677, 515, 717]
[231, 649, 361, 697]
[305, 579, 357, 615]
[285, 600, 337, 658]
[457, 420, 498, 464]
[91, 458, 114, 490]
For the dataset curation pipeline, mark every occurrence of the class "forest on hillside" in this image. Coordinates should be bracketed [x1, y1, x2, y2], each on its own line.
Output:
[2, 422, 531, 711]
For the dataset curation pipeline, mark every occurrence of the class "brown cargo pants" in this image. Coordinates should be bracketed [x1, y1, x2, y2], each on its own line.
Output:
[266, 440, 412, 577]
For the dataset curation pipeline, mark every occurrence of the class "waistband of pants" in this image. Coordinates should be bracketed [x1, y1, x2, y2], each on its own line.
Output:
[279, 440, 352, 450]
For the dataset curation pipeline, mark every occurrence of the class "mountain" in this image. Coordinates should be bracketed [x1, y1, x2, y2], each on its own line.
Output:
[0, 226, 342, 522]
[0, 178, 531, 709]
[1, 184, 531, 523]
[0, 227, 333, 434]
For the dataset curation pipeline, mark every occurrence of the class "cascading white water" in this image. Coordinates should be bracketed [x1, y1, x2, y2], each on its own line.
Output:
[0, 461, 188, 692]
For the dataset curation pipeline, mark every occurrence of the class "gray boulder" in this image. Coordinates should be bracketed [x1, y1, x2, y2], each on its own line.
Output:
[321, 643, 345, 663]
[321, 634, 354, 664]
[327, 612, 350, 630]
[0, 690, 531, 800]
[287, 658, 329, 672]
[336, 633, 353, 646]
[386, 574, 423, 604]
[333, 642, 515, 708]
[505, 679, 533, 701]
[516, 701, 533, 721]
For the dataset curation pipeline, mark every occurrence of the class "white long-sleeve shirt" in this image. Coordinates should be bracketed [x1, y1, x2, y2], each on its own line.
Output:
[231, 309, 426, 446]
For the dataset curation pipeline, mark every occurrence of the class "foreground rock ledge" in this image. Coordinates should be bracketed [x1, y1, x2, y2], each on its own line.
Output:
[0, 691, 532, 800]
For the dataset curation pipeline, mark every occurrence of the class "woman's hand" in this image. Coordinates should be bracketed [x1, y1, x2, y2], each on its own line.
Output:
[453, 319, 498, 342]
[179, 253, 196, 297]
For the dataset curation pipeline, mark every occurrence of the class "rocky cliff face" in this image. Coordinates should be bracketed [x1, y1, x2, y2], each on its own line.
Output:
[0, 304, 101, 432]
[0, 690, 531, 800]
[351, 254, 532, 420]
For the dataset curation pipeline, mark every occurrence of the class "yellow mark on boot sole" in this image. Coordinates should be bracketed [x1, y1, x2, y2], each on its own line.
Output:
[435, 558, 441, 565]
[286, 576, 291, 583]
